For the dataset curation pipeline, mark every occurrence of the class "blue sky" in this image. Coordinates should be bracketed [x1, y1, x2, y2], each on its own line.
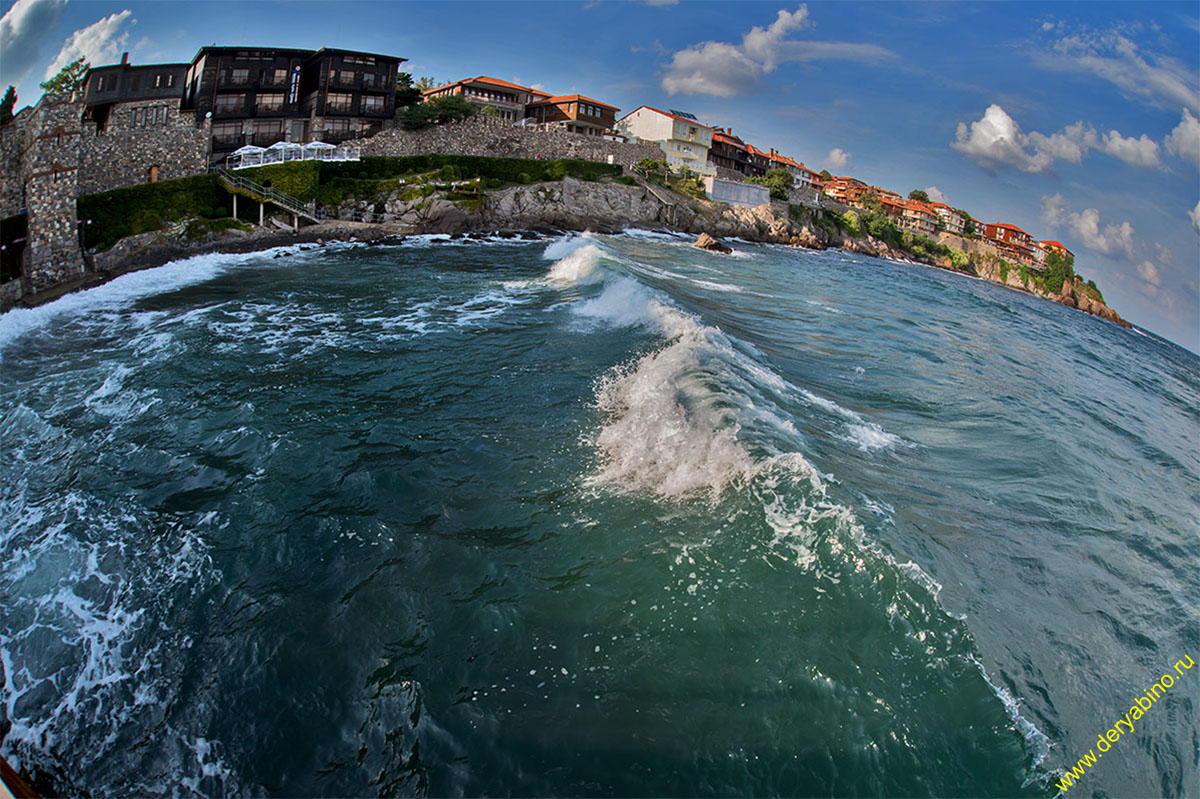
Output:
[2, 0, 1197, 351]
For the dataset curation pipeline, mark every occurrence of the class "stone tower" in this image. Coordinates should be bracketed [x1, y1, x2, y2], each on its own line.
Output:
[22, 94, 86, 292]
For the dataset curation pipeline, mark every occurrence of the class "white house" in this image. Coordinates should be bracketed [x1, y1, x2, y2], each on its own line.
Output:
[615, 106, 715, 176]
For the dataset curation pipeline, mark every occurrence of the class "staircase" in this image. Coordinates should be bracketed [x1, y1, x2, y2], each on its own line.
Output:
[214, 168, 319, 224]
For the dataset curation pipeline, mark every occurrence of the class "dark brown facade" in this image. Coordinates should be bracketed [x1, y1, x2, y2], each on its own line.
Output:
[708, 129, 758, 175]
[525, 95, 617, 136]
[181, 45, 403, 160]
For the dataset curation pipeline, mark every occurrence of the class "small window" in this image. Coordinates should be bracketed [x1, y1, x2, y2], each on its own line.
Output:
[155, 74, 163, 88]
[256, 93, 285, 112]
[215, 93, 245, 112]
[148, 165, 159, 182]
[361, 95, 384, 113]
[96, 75, 106, 91]
[362, 72, 376, 89]
[230, 68, 249, 85]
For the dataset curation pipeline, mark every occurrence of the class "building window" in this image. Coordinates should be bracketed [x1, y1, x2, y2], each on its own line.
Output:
[362, 72, 376, 89]
[96, 75, 106, 92]
[326, 93, 353, 113]
[230, 68, 249, 85]
[261, 68, 287, 85]
[215, 93, 245, 113]
[148, 165, 159, 183]
[257, 93, 285, 112]
[325, 119, 352, 138]
[252, 120, 283, 145]
[156, 106, 167, 124]
[132, 108, 144, 127]
[361, 95, 384, 113]
[336, 70, 357, 86]
[212, 121, 241, 144]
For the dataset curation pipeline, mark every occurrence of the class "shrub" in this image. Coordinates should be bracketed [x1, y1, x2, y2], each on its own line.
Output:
[242, 160, 319, 201]
[949, 248, 968, 270]
[517, 172, 532, 184]
[616, 175, 638, 186]
[77, 173, 229, 251]
[842, 210, 862, 237]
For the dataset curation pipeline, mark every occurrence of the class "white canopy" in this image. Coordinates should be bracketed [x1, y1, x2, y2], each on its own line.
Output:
[232, 145, 265, 155]
[303, 141, 336, 161]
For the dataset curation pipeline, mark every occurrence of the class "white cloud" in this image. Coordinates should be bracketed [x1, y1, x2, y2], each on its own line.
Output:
[1040, 29, 1200, 112]
[826, 148, 849, 169]
[952, 104, 1054, 173]
[1096, 129, 1160, 167]
[1189, 201, 1200, 233]
[662, 5, 894, 97]
[953, 104, 1161, 172]
[1041, 193, 1136, 259]
[1164, 108, 1200, 166]
[43, 9, 133, 81]
[0, 0, 68, 86]
[925, 186, 947, 203]
[1136, 260, 1162, 287]
[644, 0, 678, 5]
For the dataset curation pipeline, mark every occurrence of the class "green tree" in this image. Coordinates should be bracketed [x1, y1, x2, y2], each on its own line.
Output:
[394, 71, 423, 110]
[908, 189, 930, 203]
[636, 157, 670, 178]
[478, 105, 502, 118]
[819, 169, 832, 181]
[1042, 248, 1075, 294]
[949, 247, 969, 270]
[40, 57, 89, 94]
[0, 86, 15, 125]
[859, 191, 882, 212]
[397, 94, 477, 130]
[415, 76, 439, 91]
[747, 168, 793, 200]
[841, 210, 862, 237]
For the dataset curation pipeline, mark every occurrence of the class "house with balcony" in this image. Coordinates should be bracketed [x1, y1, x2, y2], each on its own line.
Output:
[181, 45, 403, 163]
[422, 76, 549, 122]
[981, 222, 1035, 248]
[525, 94, 617, 136]
[615, 107, 715, 176]
[1040, 240, 1074, 263]
[823, 176, 868, 204]
[708, 128, 755, 175]
[927, 202, 966, 236]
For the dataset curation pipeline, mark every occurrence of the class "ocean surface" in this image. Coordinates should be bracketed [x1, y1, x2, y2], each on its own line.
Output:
[1, 232, 1197, 797]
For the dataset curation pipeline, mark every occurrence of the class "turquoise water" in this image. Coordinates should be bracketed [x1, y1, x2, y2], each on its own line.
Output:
[1, 232, 1197, 797]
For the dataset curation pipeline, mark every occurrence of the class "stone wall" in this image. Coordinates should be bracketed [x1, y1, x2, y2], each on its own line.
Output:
[22, 95, 86, 291]
[0, 109, 31, 217]
[356, 115, 663, 167]
[78, 99, 209, 195]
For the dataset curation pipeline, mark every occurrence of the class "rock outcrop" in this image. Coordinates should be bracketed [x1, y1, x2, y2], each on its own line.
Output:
[695, 232, 732, 253]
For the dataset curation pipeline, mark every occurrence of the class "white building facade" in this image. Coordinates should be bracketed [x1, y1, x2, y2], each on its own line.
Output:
[615, 106, 715, 176]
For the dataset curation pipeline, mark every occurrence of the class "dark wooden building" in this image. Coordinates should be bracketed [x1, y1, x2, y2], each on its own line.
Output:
[83, 54, 189, 131]
[180, 45, 404, 161]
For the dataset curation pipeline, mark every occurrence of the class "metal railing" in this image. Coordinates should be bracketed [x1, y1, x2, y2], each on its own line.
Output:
[213, 168, 318, 222]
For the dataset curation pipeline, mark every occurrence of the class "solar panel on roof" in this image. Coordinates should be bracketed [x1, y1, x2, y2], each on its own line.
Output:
[669, 110, 697, 120]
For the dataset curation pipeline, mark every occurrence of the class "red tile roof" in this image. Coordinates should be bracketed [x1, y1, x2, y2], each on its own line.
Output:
[529, 93, 617, 110]
[424, 75, 548, 96]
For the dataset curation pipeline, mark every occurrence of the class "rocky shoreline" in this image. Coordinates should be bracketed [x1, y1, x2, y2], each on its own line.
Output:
[2, 176, 1129, 329]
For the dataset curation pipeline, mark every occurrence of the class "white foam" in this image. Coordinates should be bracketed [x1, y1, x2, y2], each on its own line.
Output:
[841, 422, 902, 452]
[972, 655, 1053, 771]
[573, 276, 659, 328]
[547, 243, 606, 284]
[619, 228, 687, 241]
[0, 248, 275, 356]
[542, 232, 596, 261]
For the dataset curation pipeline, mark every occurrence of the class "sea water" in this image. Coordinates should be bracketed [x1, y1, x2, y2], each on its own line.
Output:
[1, 233, 1197, 796]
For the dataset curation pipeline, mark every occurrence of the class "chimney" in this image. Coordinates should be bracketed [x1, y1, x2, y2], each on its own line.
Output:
[121, 52, 129, 65]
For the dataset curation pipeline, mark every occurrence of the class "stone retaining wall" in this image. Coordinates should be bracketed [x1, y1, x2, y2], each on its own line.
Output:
[78, 100, 209, 195]
[356, 115, 663, 167]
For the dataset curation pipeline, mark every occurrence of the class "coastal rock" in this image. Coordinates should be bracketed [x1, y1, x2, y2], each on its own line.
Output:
[695, 232, 732, 253]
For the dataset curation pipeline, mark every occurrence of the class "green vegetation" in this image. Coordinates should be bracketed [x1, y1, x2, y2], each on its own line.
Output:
[908, 189, 930, 202]
[234, 154, 622, 207]
[948, 247, 969, 271]
[841, 209, 862, 237]
[184, 217, 251, 241]
[78, 174, 229, 251]
[819, 169, 832, 181]
[746, 168, 793, 201]
[40, 57, 89, 94]
[0, 86, 15, 126]
[616, 175, 639, 186]
[397, 94, 476, 131]
[998, 259, 1011, 282]
[393, 71, 423, 111]
[1084, 279, 1104, 303]
[1039, 248, 1075, 295]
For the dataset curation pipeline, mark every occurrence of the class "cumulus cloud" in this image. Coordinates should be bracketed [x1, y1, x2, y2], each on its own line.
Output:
[952, 105, 1055, 172]
[1041, 193, 1136, 259]
[0, 0, 68, 86]
[1038, 28, 1200, 112]
[925, 186, 947, 203]
[43, 9, 133, 81]
[826, 148, 849, 169]
[1164, 108, 1200, 166]
[1189, 201, 1200, 233]
[952, 104, 1161, 172]
[1136, 260, 1162, 287]
[662, 5, 894, 97]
